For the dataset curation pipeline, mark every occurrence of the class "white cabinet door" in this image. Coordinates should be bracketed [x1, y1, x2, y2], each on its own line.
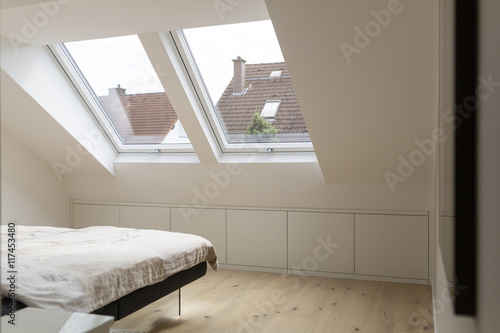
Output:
[120, 206, 170, 231]
[288, 212, 354, 274]
[73, 204, 119, 228]
[355, 214, 428, 280]
[171, 207, 226, 264]
[227, 209, 287, 269]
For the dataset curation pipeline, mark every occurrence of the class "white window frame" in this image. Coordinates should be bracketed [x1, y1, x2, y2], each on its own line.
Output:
[170, 30, 314, 154]
[48, 30, 314, 156]
[48, 42, 194, 154]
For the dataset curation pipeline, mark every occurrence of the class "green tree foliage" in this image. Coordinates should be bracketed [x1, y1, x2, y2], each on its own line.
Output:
[245, 111, 279, 136]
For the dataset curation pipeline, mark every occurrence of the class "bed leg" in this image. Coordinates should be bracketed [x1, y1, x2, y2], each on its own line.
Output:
[178, 288, 181, 316]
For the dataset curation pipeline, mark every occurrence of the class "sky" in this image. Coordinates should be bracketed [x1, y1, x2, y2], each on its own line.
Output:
[65, 20, 284, 103]
[184, 20, 284, 101]
[65, 35, 162, 97]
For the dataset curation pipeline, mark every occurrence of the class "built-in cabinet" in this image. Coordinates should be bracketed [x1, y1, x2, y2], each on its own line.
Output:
[72, 201, 430, 284]
[120, 205, 170, 231]
[288, 212, 354, 274]
[227, 209, 287, 269]
[171, 207, 226, 264]
[74, 204, 119, 228]
[355, 214, 428, 280]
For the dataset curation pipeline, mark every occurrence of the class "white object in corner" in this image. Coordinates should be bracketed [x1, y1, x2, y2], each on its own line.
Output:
[1, 308, 113, 333]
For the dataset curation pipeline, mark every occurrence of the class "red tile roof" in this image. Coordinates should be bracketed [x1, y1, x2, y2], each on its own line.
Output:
[216, 62, 310, 142]
[97, 62, 309, 145]
[99, 92, 177, 144]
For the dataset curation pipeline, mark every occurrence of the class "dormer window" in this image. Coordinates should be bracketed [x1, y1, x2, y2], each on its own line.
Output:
[269, 70, 282, 78]
[260, 100, 281, 119]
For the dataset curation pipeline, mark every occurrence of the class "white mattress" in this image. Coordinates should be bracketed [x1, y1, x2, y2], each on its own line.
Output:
[0, 225, 218, 313]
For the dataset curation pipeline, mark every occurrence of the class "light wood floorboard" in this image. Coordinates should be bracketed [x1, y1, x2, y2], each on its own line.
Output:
[112, 268, 434, 333]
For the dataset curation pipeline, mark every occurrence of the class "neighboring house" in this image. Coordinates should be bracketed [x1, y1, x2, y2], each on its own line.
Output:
[99, 58, 309, 145]
[216, 57, 310, 143]
[99, 85, 178, 144]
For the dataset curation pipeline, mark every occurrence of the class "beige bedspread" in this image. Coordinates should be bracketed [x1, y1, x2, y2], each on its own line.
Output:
[0, 225, 218, 313]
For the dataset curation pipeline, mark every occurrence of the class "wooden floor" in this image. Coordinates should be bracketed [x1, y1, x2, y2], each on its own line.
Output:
[112, 269, 434, 333]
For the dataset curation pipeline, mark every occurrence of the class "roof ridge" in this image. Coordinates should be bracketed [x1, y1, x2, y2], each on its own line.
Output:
[99, 91, 166, 98]
[245, 61, 286, 67]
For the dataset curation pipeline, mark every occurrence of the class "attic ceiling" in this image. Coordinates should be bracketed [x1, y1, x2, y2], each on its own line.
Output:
[1, 69, 114, 179]
[0, 0, 438, 185]
[266, 0, 438, 183]
[0, 0, 269, 45]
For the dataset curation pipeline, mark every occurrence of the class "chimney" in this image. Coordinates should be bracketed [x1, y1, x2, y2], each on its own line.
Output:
[108, 84, 126, 96]
[232, 56, 246, 94]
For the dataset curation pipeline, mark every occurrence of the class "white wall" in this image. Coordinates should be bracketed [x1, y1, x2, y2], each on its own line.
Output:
[433, 0, 500, 332]
[1, 130, 70, 227]
[0, 0, 438, 213]
[0, 39, 117, 180]
[266, 0, 439, 185]
[476, 0, 500, 330]
[65, 162, 432, 211]
[64, 0, 438, 212]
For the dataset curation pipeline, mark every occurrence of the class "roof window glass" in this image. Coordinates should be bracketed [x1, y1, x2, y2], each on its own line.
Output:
[183, 21, 311, 145]
[64, 35, 190, 146]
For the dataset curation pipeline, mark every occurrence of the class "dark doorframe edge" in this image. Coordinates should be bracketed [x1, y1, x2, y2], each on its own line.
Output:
[453, 0, 477, 316]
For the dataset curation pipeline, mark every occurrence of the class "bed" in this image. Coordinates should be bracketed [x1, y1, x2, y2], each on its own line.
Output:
[0, 225, 218, 320]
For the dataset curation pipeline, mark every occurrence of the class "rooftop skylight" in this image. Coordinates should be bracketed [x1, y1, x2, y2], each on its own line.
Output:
[182, 20, 312, 148]
[270, 70, 282, 77]
[51, 22, 313, 156]
[62, 35, 191, 148]
[261, 100, 281, 119]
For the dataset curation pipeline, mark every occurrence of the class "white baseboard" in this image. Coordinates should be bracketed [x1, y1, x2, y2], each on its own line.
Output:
[219, 264, 429, 285]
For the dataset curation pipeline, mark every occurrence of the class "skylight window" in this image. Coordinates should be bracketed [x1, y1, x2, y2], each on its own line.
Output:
[261, 100, 281, 119]
[60, 35, 191, 150]
[182, 20, 312, 149]
[270, 70, 282, 77]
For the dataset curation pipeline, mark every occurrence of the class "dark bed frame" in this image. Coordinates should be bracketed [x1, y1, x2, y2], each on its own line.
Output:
[2, 261, 207, 321]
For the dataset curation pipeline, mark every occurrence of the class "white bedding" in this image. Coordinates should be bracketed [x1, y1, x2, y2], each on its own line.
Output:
[0, 225, 218, 313]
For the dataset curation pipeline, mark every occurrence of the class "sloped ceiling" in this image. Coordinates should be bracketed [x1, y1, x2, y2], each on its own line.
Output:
[1, 70, 114, 179]
[266, 0, 438, 183]
[0, 0, 269, 45]
[1, 0, 438, 187]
